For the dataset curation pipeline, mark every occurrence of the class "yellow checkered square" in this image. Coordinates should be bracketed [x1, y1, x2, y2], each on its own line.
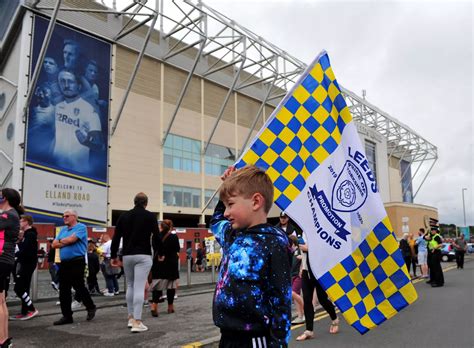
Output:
[293, 85, 311, 104]
[326, 283, 345, 301]
[330, 263, 349, 282]
[313, 84, 328, 104]
[346, 287, 363, 304]
[281, 184, 300, 202]
[309, 63, 324, 82]
[380, 257, 399, 277]
[349, 269, 364, 287]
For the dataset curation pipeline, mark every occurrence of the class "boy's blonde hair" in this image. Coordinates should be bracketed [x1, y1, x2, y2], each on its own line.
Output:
[219, 165, 274, 213]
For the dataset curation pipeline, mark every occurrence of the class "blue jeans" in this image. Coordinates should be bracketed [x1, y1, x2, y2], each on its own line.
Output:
[105, 273, 119, 293]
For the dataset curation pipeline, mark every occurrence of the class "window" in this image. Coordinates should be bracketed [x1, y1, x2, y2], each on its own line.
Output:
[163, 134, 201, 173]
[364, 140, 377, 183]
[205, 143, 235, 176]
[163, 184, 201, 208]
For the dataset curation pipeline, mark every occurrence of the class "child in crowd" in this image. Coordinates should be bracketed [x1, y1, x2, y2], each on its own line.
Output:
[211, 165, 292, 348]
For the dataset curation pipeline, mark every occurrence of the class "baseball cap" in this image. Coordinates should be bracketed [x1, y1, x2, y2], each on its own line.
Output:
[280, 212, 288, 218]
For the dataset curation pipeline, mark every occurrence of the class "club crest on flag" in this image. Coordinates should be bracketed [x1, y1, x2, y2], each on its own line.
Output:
[332, 160, 368, 212]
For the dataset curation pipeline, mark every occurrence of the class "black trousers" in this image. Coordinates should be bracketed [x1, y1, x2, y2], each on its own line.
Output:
[58, 257, 95, 318]
[219, 330, 270, 348]
[14, 262, 36, 314]
[428, 250, 444, 285]
[455, 250, 465, 269]
[301, 268, 337, 331]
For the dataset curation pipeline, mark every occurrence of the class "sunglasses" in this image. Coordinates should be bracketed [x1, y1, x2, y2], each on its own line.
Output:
[63, 215, 71, 218]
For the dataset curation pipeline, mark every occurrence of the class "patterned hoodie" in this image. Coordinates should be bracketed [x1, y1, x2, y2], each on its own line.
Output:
[211, 201, 292, 347]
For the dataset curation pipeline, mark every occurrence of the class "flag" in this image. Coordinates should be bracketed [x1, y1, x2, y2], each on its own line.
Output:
[235, 51, 417, 334]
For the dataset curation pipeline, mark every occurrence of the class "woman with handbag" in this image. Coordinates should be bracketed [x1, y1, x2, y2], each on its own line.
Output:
[149, 219, 180, 316]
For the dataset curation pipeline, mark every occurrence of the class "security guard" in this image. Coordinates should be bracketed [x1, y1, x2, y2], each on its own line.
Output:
[426, 228, 444, 287]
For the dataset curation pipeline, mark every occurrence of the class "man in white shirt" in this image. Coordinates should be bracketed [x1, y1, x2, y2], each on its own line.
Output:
[53, 69, 103, 174]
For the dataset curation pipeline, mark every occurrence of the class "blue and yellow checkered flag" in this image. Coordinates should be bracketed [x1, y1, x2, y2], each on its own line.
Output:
[235, 51, 417, 334]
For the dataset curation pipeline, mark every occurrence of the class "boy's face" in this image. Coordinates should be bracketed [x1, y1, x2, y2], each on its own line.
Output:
[223, 193, 256, 230]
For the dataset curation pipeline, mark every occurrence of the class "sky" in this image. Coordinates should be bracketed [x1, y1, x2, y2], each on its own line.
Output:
[202, 0, 473, 226]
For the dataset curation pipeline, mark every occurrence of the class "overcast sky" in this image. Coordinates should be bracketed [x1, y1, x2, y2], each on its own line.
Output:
[203, 0, 473, 226]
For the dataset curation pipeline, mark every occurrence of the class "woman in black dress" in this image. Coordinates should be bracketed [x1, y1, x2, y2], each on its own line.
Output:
[150, 219, 180, 316]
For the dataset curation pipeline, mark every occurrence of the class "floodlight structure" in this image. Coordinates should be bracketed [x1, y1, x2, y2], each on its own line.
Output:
[2, 0, 437, 202]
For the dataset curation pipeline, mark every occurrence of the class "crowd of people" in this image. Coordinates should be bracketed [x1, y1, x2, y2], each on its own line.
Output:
[0, 167, 470, 347]
[398, 227, 468, 288]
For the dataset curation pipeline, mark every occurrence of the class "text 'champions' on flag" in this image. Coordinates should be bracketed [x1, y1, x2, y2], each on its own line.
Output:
[235, 51, 417, 334]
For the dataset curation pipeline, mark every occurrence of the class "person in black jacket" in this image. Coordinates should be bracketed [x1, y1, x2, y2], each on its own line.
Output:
[111, 192, 158, 333]
[87, 240, 101, 295]
[211, 166, 291, 348]
[150, 219, 180, 316]
[11, 215, 39, 320]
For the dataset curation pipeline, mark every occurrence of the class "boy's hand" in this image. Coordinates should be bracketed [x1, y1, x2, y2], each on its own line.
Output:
[220, 166, 236, 181]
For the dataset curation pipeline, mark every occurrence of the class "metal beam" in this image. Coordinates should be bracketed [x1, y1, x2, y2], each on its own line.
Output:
[203, 57, 246, 155]
[162, 38, 206, 146]
[413, 158, 437, 199]
[22, 0, 62, 118]
[111, 12, 158, 136]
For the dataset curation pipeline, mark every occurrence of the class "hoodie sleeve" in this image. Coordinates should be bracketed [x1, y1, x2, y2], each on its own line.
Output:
[16, 229, 38, 264]
[210, 200, 232, 250]
[111, 216, 123, 259]
[267, 236, 292, 347]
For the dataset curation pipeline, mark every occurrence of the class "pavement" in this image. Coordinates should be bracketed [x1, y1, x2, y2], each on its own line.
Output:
[7, 257, 472, 347]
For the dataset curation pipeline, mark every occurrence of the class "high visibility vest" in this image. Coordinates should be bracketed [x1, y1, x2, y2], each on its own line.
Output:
[428, 233, 441, 250]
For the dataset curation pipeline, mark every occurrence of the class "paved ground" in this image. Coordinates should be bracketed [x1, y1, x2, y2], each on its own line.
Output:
[7, 258, 472, 347]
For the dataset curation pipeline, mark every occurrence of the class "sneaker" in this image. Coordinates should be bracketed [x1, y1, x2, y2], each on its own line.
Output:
[143, 301, 150, 307]
[128, 318, 134, 328]
[22, 309, 39, 321]
[291, 316, 305, 325]
[53, 316, 73, 326]
[114, 291, 120, 295]
[51, 282, 59, 292]
[103, 292, 114, 297]
[131, 322, 148, 333]
[71, 300, 82, 310]
[55, 301, 61, 306]
[9, 313, 26, 321]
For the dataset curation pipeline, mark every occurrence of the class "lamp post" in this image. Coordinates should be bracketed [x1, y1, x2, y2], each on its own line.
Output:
[462, 188, 467, 227]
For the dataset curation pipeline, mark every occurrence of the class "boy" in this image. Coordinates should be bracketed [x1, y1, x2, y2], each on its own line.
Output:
[211, 165, 292, 348]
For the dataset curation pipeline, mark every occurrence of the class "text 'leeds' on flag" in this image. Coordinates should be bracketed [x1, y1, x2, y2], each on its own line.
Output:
[234, 51, 417, 334]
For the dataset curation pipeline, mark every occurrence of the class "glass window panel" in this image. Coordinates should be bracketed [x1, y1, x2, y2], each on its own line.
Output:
[173, 135, 182, 150]
[174, 188, 182, 206]
[193, 160, 200, 173]
[164, 154, 173, 169]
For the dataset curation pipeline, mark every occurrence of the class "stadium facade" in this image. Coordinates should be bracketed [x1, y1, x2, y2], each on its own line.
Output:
[0, 0, 438, 236]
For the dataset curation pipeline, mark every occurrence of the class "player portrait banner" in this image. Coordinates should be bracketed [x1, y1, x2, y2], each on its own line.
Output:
[235, 51, 417, 334]
[23, 15, 111, 225]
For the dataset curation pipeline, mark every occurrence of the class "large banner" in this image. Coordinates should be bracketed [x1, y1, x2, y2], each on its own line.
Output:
[23, 16, 111, 225]
[235, 51, 417, 334]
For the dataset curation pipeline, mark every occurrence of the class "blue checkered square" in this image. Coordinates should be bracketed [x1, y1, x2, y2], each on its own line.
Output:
[392, 250, 406, 268]
[290, 157, 304, 171]
[339, 275, 355, 293]
[334, 93, 346, 112]
[322, 96, 333, 113]
[356, 282, 370, 299]
[251, 139, 268, 156]
[321, 74, 332, 89]
[284, 96, 300, 114]
[270, 138, 288, 154]
[354, 301, 367, 318]
[293, 175, 306, 191]
[301, 74, 318, 94]
[287, 117, 302, 133]
[303, 116, 320, 133]
[373, 245, 390, 262]
[373, 221, 391, 241]
[272, 157, 289, 172]
[288, 137, 302, 152]
[274, 175, 290, 192]
[275, 195, 291, 211]
[335, 295, 352, 312]
[372, 266, 388, 283]
[352, 321, 369, 335]
[359, 261, 371, 277]
[322, 117, 336, 133]
[337, 117, 347, 134]
[254, 158, 270, 171]
[268, 118, 285, 135]
[389, 269, 410, 288]
[371, 287, 386, 305]
[368, 308, 386, 325]
[359, 241, 371, 257]
[341, 256, 357, 273]
[303, 137, 319, 153]
[320, 54, 330, 71]
[319, 272, 336, 288]
[305, 156, 319, 172]
[303, 96, 319, 114]
[322, 137, 338, 154]
[387, 291, 409, 310]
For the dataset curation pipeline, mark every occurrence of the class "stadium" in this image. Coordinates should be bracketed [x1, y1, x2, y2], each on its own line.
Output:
[0, 0, 438, 236]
